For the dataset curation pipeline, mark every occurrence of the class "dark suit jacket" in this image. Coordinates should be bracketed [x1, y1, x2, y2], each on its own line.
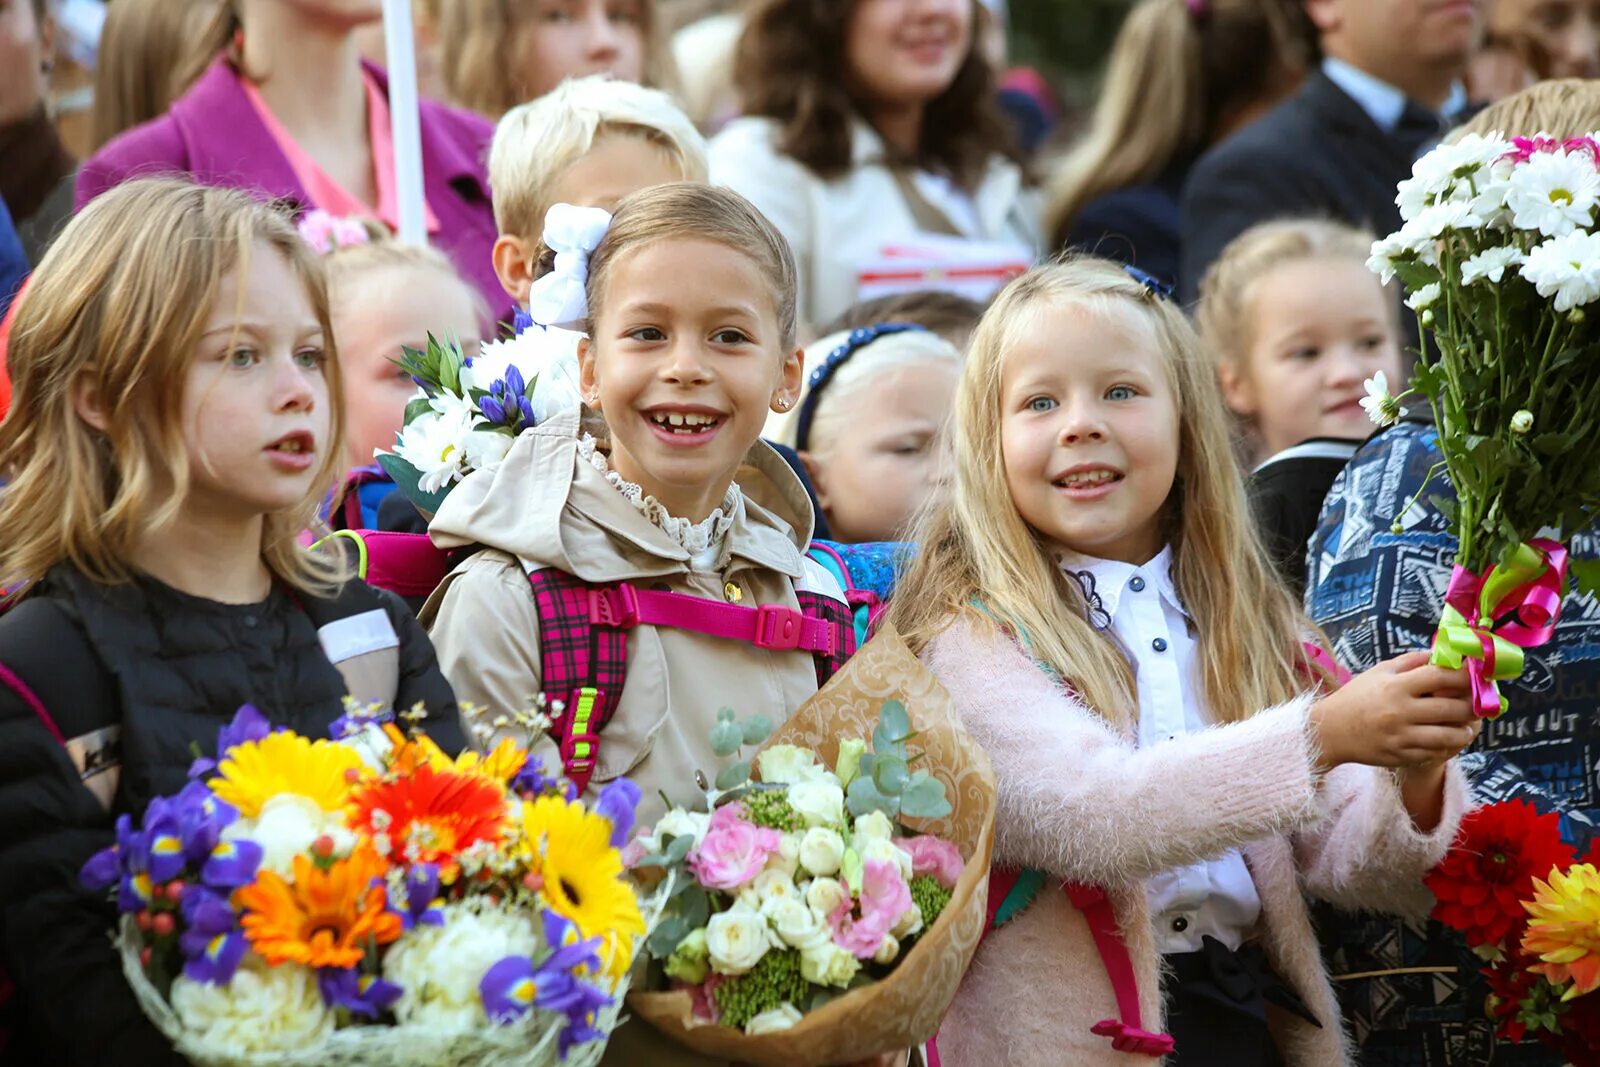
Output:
[1178, 71, 1419, 304]
[1062, 161, 1188, 288]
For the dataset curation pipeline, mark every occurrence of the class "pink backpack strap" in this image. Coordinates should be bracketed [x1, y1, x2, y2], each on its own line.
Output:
[589, 583, 845, 656]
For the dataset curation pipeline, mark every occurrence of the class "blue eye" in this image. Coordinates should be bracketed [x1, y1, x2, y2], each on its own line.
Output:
[1106, 385, 1137, 401]
[294, 347, 327, 370]
[226, 347, 258, 368]
[1027, 396, 1056, 413]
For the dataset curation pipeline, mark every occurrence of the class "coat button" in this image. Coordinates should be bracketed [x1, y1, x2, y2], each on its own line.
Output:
[1171, 916, 1189, 933]
[1129, 576, 1146, 592]
[1152, 637, 1168, 652]
[243, 615, 257, 628]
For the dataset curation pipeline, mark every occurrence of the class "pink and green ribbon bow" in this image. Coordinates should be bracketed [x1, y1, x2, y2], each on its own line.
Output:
[1430, 538, 1569, 719]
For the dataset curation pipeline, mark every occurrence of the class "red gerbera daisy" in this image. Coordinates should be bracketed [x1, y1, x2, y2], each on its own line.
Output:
[1425, 799, 1573, 948]
[348, 764, 509, 881]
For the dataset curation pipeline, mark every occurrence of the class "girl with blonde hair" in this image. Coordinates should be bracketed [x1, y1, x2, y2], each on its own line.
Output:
[0, 179, 460, 1064]
[1046, 0, 1308, 284]
[891, 257, 1477, 1066]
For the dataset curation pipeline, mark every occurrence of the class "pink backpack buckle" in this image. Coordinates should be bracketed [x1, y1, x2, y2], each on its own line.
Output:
[589, 584, 640, 629]
[754, 604, 806, 651]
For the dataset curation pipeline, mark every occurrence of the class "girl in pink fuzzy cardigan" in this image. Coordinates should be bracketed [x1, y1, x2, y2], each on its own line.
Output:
[891, 258, 1480, 1067]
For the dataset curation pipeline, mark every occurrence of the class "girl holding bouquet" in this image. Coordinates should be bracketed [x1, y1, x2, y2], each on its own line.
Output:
[0, 179, 461, 1066]
[891, 257, 1480, 1066]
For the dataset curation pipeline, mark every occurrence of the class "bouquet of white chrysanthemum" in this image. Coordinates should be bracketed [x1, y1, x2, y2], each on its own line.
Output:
[1366, 131, 1600, 717]
[379, 322, 585, 511]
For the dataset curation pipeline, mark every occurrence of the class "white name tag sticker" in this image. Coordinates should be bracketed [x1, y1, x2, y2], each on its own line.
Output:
[318, 609, 399, 664]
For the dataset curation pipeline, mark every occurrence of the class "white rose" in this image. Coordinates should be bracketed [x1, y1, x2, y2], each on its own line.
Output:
[744, 1003, 803, 1035]
[705, 904, 773, 975]
[752, 868, 801, 907]
[383, 901, 540, 1027]
[853, 811, 894, 841]
[892, 901, 924, 939]
[640, 809, 710, 854]
[873, 933, 901, 966]
[800, 940, 861, 988]
[763, 896, 830, 952]
[788, 780, 844, 828]
[764, 832, 801, 879]
[798, 827, 846, 877]
[757, 744, 828, 785]
[859, 837, 914, 882]
[805, 877, 850, 919]
[170, 956, 333, 1054]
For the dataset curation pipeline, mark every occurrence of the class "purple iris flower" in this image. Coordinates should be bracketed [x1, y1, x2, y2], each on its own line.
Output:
[318, 968, 403, 1018]
[595, 779, 641, 849]
[172, 780, 239, 866]
[480, 910, 611, 1047]
[398, 863, 445, 929]
[142, 799, 187, 884]
[511, 757, 575, 801]
[80, 843, 121, 892]
[218, 704, 273, 756]
[201, 837, 262, 890]
[179, 886, 234, 937]
[180, 929, 249, 985]
[329, 703, 394, 741]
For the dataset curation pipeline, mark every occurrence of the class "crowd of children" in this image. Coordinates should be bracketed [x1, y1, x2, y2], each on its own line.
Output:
[1, 1, 1591, 1065]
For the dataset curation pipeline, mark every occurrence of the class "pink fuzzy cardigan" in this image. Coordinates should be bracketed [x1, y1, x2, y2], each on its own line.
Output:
[922, 619, 1468, 1067]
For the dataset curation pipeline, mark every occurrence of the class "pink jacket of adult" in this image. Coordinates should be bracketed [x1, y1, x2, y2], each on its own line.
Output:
[922, 618, 1468, 1067]
[74, 56, 504, 320]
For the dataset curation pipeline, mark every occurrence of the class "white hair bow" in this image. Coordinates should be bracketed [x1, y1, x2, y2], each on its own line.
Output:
[524, 203, 613, 331]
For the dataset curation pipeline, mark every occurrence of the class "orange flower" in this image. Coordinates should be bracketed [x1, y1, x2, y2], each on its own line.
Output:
[1522, 863, 1600, 1000]
[348, 764, 509, 880]
[384, 725, 527, 785]
[237, 846, 401, 968]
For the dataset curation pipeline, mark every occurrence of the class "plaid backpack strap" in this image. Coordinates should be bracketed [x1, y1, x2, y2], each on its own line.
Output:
[794, 590, 856, 687]
[525, 569, 629, 795]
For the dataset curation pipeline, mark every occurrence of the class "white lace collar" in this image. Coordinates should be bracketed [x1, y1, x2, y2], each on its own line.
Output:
[576, 434, 740, 559]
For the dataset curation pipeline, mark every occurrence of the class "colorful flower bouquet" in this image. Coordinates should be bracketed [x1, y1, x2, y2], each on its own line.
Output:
[625, 627, 997, 1067]
[379, 317, 584, 513]
[1426, 798, 1600, 1058]
[1367, 132, 1600, 717]
[79, 702, 654, 1067]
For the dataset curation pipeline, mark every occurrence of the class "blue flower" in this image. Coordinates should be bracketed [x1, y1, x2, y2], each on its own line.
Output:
[218, 704, 273, 757]
[503, 364, 526, 400]
[180, 929, 248, 986]
[172, 780, 239, 867]
[595, 779, 641, 849]
[511, 756, 575, 801]
[179, 886, 235, 936]
[200, 837, 262, 890]
[398, 863, 445, 929]
[80, 844, 121, 892]
[480, 394, 508, 426]
[318, 968, 403, 1019]
[143, 800, 187, 884]
[519, 396, 536, 425]
[329, 703, 394, 741]
[513, 308, 534, 335]
[479, 909, 611, 1049]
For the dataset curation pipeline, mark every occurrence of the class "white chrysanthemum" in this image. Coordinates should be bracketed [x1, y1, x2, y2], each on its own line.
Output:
[463, 429, 514, 473]
[382, 901, 542, 1030]
[1520, 230, 1600, 311]
[1360, 371, 1408, 427]
[461, 325, 586, 424]
[222, 794, 357, 878]
[1461, 245, 1528, 286]
[170, 955, 333, 1054]
[1367, 233, 1412, 284]
[1405, 283, 1442, 311]
[1397, 136, 1504, 220]
[1507, 149, 1600, 236]
[391, 397, 482, 494]
[1415, 200, 1485, 238]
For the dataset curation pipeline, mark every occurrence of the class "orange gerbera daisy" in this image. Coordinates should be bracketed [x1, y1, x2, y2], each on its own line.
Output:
[348, 764, 510, 880]
[384, 726, 527, 785]
[237, 846, 400, 969]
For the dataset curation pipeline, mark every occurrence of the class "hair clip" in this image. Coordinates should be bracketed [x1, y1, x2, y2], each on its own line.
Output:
[297, 210, 369, 255]
[525, 203, 614, 330]
[1123, 265, 1174, 301]
[794, 322, 926, 451]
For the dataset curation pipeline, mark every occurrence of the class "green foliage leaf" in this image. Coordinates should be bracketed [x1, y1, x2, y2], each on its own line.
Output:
[376, 452, 450, 516]
[664, 834, 695, 866]
[678, 886, 711, 930]
[878, 700, 911, 742]
[1571, 558, 1600, 599]
[715, 761, 752, 791]
[716, 707, 737, 724]
[872, 756, 909, 795]
[403, 396, 434, 424]
[740, 714, 773, 746]
[709, 720, 744, 758]
[900, 772, 952, 819]
[846, 775, 897, 818]
[647, 913, 691, 958]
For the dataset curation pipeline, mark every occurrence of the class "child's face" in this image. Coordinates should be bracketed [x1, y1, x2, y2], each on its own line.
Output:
[547, 134, 684, 216]
[1222, 256, 1402, 458]
[333, 264, 483, 470]
[579, 238, 802, 522]
[1000, 302, 1179, 566]
[182, 243, 332, 521]
[510, 0, 646, 102]
[846, 0, 971, 114]
[810, 360, 958, 543]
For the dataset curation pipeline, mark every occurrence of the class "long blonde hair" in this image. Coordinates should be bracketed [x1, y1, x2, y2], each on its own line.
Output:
[91, 0, 221, 152]
[1043, 0, 1308, 247]
[891, 257, 1322, 727]
[0, 180, 348, 597]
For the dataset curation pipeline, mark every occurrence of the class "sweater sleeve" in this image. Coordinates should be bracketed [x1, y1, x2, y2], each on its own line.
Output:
[923, 619, 1324, 890]
[0, 618, 187, 1066]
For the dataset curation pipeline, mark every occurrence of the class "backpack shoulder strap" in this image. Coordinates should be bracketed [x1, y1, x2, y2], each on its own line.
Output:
[526, 568, 628, 795]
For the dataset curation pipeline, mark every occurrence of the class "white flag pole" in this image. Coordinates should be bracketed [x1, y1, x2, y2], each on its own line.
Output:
[382, 0, 427, 246]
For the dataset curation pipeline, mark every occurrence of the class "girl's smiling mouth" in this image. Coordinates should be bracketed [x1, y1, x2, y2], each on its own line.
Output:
[642, 405, 726, 445]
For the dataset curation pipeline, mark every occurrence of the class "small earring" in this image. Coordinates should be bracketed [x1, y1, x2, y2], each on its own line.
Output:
[775, 397, 791, 411]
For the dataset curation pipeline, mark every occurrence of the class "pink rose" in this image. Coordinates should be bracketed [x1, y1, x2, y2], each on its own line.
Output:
[902, 835, 964, 889]
[688, 808, 781, 891]
[689, 974, 725, 1022]
[828, 897, 892, 959]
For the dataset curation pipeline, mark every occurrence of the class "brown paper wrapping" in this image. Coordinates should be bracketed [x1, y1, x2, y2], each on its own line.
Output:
[627, 625, 997, 1067]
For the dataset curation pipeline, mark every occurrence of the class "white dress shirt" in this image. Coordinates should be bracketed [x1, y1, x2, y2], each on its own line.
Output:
[1321, 57, 1469, 134]
[1058, 546, 1263, 955]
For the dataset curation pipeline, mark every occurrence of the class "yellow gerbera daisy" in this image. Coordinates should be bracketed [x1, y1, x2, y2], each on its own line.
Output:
[212, 732, 367, 818]
[522, 795, 645, 979]
[1522, 863, 1600, 1000]
[384, 726, 527, 784]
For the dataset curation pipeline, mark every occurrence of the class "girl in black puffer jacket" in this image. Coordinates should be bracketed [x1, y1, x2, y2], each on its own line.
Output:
[0, 180, 464, 1066]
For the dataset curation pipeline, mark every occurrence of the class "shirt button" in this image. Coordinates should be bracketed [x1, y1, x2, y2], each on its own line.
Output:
[1152, 637, 1168, 652]
[243, 615, 258, 628]
[1129, 576, 1146, 592]
[1171, 916, 1189, 933]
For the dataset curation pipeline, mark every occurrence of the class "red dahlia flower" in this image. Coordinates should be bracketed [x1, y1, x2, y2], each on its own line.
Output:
[1425, 799, 1573, 948]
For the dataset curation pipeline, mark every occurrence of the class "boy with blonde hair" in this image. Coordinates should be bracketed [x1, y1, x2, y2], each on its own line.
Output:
[488, 75, 708, 309]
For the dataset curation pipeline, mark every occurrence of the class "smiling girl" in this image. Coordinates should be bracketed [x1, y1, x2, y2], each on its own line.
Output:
[890, 257, 1478, 1067]
[0, 179, 460, 1064]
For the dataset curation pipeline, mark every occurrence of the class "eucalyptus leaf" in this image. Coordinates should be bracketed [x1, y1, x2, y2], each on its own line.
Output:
[664, 834, 695, 865]
[872, 757, 909, 795]
[715, 761, 752, 790]
[878, 701, 911, 742]
[680, 887, 711, 930]
[716, 707, 737, 724]
[740, 714, 773, 746]
[709, 720, 744, 757]
[900, 775, 952, 819]
[847, 774, 897, 818]
[647, 914, 691, 958]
